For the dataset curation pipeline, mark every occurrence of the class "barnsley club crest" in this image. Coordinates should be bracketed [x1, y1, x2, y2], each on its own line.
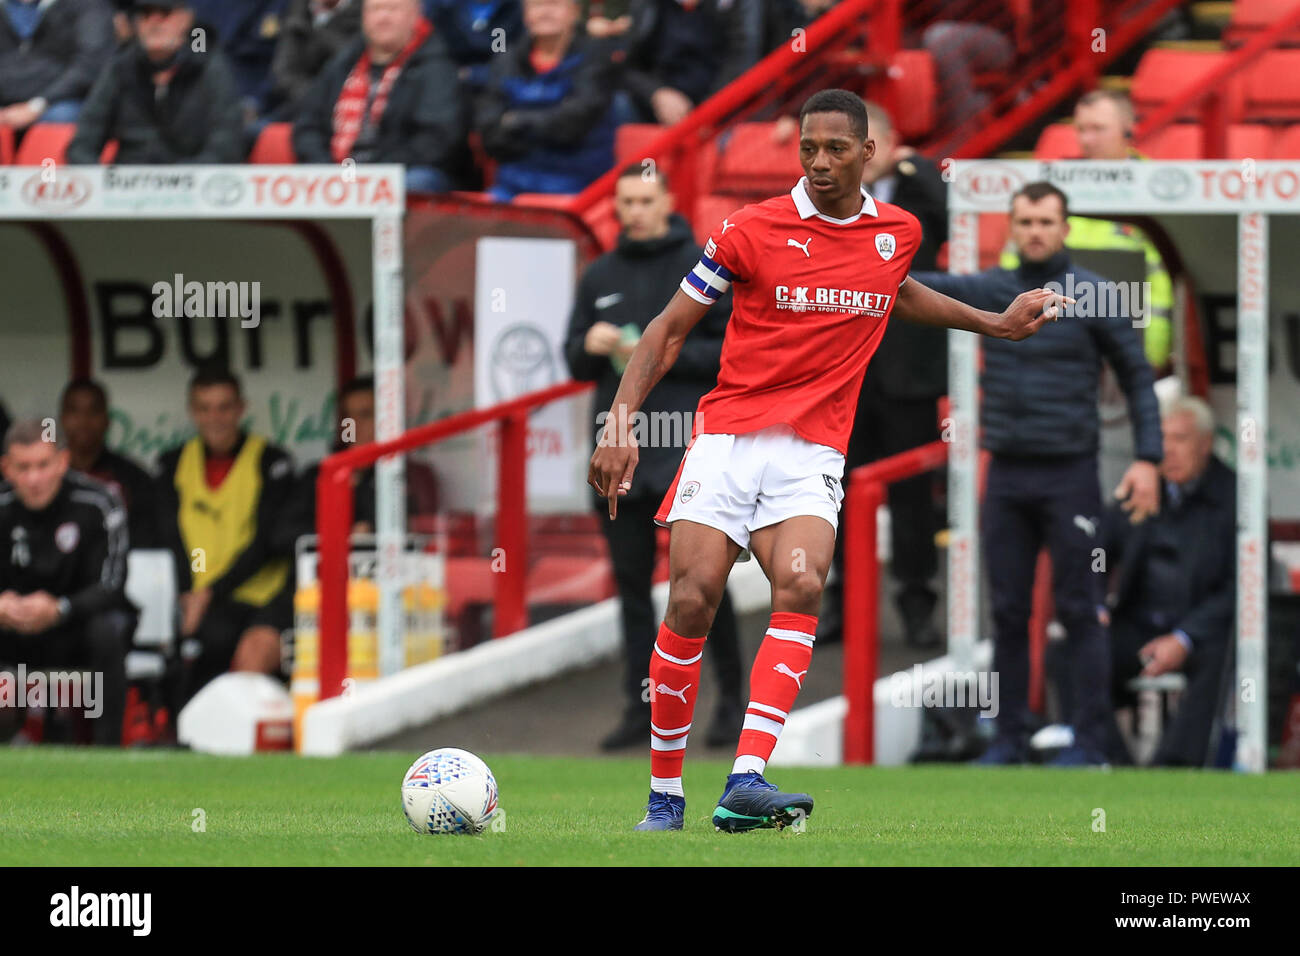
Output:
[875, 233, 896, 261]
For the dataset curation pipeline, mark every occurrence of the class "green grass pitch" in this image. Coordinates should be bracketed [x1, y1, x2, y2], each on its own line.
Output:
[2, 749, 1296, 866]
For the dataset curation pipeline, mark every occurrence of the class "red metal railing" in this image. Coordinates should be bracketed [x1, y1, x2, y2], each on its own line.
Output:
[315, 380, 593, 700]
[842, 439, 949, 764]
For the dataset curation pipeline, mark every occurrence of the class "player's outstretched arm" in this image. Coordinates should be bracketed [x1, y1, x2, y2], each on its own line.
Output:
[587, 289, 711, 518]
[894, 277, 1070, 341]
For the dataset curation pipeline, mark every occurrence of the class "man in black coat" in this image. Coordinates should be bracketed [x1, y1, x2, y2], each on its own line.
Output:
[914, 181, 1163, 766]
[822, 101, 949, 648]
[270, 0, 363, 115]
[292, 0, 465, 193]
[66, 0, 245, 164]
[1101, 396, 1235, 767]
[565, 163, 742, 749]
[0, 0, 114, 128]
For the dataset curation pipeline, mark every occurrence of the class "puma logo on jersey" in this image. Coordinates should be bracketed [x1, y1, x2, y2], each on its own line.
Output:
[594, 293, 623, 310]
[787, 237, 812, 258]
[773, 663, 807, 688]
[720, 219, 736, 234]
[656, 682, 691, 703]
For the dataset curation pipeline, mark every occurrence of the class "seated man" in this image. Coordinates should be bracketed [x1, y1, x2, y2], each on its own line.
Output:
[60, 378, 159, 550]
[66, 0, 245, 164]
[0, 0, 113, 130]
[475, 0, 616, 200]
[156, 367, 296, 708]
[292, 0, 465, 193]
[0, 419, 132, 745]
[270, 0, 363, 116]
[1101, 396, 1235, 767]
[425, 0, 522, 91]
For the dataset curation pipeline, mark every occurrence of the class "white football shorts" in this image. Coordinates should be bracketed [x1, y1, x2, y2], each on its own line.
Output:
[653, 423, 845, 553]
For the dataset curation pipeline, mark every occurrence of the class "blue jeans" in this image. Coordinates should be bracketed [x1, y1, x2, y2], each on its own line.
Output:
[39, 99, 82, 123]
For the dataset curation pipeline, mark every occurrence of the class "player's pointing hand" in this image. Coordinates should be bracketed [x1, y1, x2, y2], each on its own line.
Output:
[588, 414, 639, 519]
[995, 288, 1074, 341]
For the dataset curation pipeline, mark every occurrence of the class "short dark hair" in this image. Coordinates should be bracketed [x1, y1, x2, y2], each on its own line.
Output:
[799, 89, 869, 141]
[188, 364, 242, 397]
[60, 377, 108, 413]
[1011, 181, 1070, 219]
[338, 375, 374, 405]
[616, 161, 670, 191]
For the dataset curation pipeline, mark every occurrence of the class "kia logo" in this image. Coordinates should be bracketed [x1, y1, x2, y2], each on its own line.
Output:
[21, 172, 91, 210]
[954, 163, 1025, 202]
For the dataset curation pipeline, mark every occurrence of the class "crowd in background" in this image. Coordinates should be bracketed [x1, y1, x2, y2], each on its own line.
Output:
[1, 0, 843, 196]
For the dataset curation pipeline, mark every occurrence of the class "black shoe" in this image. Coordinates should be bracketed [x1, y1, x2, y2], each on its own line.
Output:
[600, 707, 650, 751]
[705, 698, 745, 747]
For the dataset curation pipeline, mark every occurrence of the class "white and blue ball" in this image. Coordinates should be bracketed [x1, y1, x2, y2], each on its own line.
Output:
[401, 748, 499, 835]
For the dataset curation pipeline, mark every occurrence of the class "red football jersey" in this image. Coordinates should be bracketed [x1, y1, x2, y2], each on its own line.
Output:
[680, 177, 922, 456]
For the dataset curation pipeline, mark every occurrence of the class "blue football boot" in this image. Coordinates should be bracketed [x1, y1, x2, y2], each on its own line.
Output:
[633, 791, 685, 831]
[712, 771, 813, 832]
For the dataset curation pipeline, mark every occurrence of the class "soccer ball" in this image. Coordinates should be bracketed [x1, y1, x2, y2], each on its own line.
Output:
[401, 748, 499, 835]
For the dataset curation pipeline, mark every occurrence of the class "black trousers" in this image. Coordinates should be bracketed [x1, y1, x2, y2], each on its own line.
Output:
[596, 495, 742, 713]
[1108, 613, 1230, 767]
[983, 454, 1110, 754]
[0, 608, 133, 745]
[178, 588, 292, 710]
[825, 392, 941, 636]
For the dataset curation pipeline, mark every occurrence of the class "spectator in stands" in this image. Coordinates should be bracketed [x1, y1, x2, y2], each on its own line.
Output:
[913, 181, 1163, 767]
[66, 0, 246, 164]
[110, 0, 134, 45]
[292, 0, 465, 194]
[156, 367, 296, 708]
[1003, 90, 1174, 372]
[270, 0, 362, 116]
[290, 376, 440, 544]
[0, 419, 132, 745]
[425, 0, 523, 91]
[1101, 396, 1234, 767]
[189, 0, 287, 119]
[475, 0, 616, 200]
[821, 102, 948, 649]
[622, 0, 762, 126]
[60, 378, 159, 550]
[565, 163, 743, 750]
[0, 0, 114, 129]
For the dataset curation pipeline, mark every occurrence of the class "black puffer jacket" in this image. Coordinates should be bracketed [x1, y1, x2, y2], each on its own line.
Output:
[66, 42, 245, 164]
[565, 213, 732, 498]
[912, 250, 1162, 461]
[0, 0, 113, 105]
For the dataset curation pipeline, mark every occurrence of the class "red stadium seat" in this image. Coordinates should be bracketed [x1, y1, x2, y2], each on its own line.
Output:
[1242, 50, 1300, 121]
[14, 122, 77, 165]
[526, 555, 615, 606]
[1138, 123, 1204, 159]
[512, 192, 576, 209]
[691, 193, 745, 245]
[979, 213, 1009, 270]
[1273, 123, 1300, 157]
[888, 50, 937, 141]
[710, 122, 804, 196]
[0, 125, 12, 164]
[1226, 123, 1274, 159]
[248, 122, 296, 163]
[615, 123, 664, 168]
[1131, 50, 1244, 124]
[1034, 123, 1081, 159]
[1225, 0, 1300, 48]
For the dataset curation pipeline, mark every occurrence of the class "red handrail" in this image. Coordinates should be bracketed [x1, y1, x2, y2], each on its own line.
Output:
[842, 438, 948, 763]
[315, 380, 594, 701]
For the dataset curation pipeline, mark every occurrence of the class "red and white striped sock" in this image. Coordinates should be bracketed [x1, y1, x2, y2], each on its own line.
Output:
[649, 622, 705, 797]
[733, 611, 817, 775]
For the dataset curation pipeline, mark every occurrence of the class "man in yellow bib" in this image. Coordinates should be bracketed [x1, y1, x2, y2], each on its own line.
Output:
[156, 367, 296, 706]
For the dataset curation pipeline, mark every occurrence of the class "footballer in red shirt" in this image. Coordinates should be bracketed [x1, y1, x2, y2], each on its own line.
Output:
[588, 89, 1064, 832]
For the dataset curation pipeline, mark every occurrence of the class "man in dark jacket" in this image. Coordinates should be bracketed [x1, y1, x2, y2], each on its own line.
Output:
[1102, 396, 1234, 767]
[0, 0, 114, 128]
[822, 101, 948, 648]
[0, 419, 133, 745]
[622, 0, 762, 125]
[189, 0, 288, 117]
[425, 0, 522, 90]
[60, 378, 159, 551]
[565, 164, 742, 750]
[915, 181, 1163, 766]
[476, 0, 615, 200]
[292, 0, 464, 193]
[66, 0, 245, 164]
[270, 0, 362, 114]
